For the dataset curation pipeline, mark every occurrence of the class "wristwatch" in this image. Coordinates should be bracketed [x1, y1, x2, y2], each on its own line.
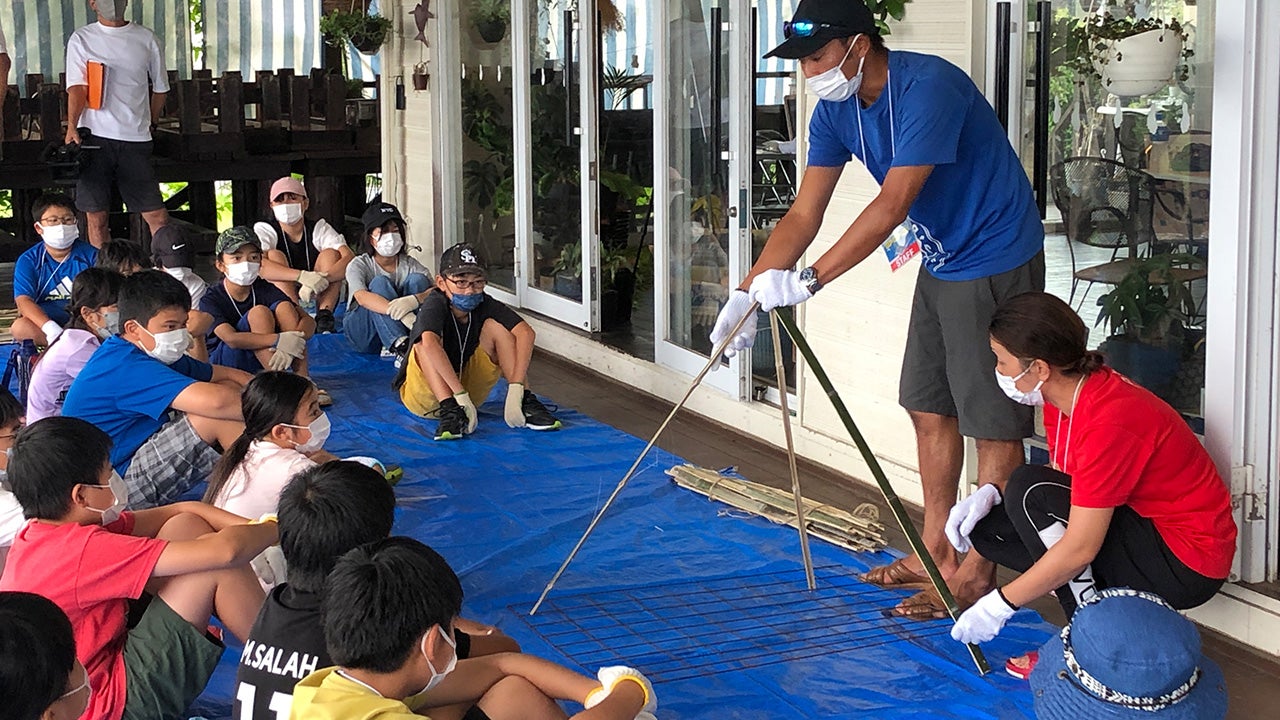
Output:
[799, 266, 823, 295]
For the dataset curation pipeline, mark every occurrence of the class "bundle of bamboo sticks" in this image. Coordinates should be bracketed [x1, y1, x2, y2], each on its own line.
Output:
[667, 464, 889, 553]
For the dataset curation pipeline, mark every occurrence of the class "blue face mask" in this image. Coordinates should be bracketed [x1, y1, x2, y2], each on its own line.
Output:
[451, 292, 484, 313]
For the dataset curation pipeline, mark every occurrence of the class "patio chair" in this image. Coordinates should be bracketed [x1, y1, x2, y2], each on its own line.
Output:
[1049, 156, 1158, 308]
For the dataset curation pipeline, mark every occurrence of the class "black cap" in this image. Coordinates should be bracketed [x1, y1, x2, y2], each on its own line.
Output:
[764, 0, 877, 60]
[361, 202, 406, 234]
[439, 243, 487, 277]
[150, 224, 194, 269]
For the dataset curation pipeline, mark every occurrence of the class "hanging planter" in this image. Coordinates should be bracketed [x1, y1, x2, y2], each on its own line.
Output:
[1095, 28, 1182, 98]
[469, 0, 510, 44]
[320, 3, 394, 56]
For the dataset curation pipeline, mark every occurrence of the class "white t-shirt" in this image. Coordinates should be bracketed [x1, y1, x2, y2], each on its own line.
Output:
[27, 328, 101, 423]
[212, 440, 317, 520]
[163, 266, 209, 307]
[0, 15, 9, 55]
[254, 219, 348, 254]
[65, 22, 170, 142]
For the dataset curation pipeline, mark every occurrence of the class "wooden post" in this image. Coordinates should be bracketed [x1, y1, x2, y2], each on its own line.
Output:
[38, 83, 62, 141]
[259, 74, 282, 128]
[219, 72, 245, 133]
[177, 79, 202, 134]
[307, 176, 344, 229]
[278, 69, 295, 117]
[187, 181, 218, 231]
[25, 74, 43, 99]
[324, 74, 347, 130]
[290, 75, 312, 129]
[1, 86, 18, 141]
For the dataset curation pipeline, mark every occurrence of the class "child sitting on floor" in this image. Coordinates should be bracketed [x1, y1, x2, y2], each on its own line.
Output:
[293, 535, 657, 720]
[0, 417, 278, 720]
[236, 461, 521, 720]
[26, 268, 124, 423]
[205, 371, 337, 521]
[344, 202, 432, 359]
[151, 223, 212, 361]
[193, 227, 318, 382]
[0, 390, 25, 574]
[96, 238, 152, 275]
[62, 270, 252, 508]
[0, 591, 91, 720]
[11, 192, 98, 347]
[396, 243, 560, 441]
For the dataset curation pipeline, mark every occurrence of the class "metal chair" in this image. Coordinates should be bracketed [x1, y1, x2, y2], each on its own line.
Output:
[1049, 156, 1158, 308]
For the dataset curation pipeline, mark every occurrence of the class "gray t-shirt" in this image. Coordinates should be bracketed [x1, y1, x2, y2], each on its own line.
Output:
[345, 254, 430, 311]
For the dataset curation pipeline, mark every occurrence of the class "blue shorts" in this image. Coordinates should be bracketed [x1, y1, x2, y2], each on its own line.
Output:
[208, 313, 270, 372]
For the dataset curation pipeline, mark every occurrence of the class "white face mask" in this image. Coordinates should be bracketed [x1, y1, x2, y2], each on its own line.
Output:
[285, 413, 331, 453]
[94, 309, 120, 340]
[226, 261, 261, 286]
[806, 35, 865, 103]
[163, 267, 190, 281]
[375, 233, 404, 257]
[996, 365, 1044, 406]
[42, 224, 79, 250]
[273, 203, 305, 225]
[416, 625, 458, 695]
[139, 325, 191, 365]
[85, 471, 129, 525]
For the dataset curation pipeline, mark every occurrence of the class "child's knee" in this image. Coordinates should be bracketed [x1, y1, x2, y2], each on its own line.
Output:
[246, 303, 276, 326]
[157, 512, 216, 541]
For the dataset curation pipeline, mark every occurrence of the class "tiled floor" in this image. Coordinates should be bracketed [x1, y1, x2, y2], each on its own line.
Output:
[527, 351, 1280, 718]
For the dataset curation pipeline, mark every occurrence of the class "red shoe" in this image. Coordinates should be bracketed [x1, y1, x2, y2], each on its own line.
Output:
[1005, 651, 1039, 680]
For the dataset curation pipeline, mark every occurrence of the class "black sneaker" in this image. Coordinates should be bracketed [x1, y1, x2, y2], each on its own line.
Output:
[522, 390, 562, 431]
[390, 336, 410, 370]
[315, 308, 336, 334]
[434, 397, 469, 440]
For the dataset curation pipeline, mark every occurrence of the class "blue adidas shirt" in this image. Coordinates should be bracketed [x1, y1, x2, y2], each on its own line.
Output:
[807, 51, 1043, 280]
[12, 240, 99, 322]
[62, 336, 214, 475]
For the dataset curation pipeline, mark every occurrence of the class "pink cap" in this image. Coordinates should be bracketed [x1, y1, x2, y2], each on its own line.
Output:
[269, 177, 307, 202]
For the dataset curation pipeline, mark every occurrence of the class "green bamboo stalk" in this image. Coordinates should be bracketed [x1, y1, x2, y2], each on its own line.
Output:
[775, 307, 991, 676]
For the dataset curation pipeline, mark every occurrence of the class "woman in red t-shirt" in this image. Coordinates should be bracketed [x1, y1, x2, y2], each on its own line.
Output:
[947, 293, 1236, 664]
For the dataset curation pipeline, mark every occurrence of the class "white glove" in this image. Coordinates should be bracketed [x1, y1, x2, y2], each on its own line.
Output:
[504, 383, 527, 428]
[41, 320, 63, 345]
[709, 290, 757, 359]
[386, 295, 421, 322]
[945, 484, 1003, 553]
[454, 391, 478, 434]
[266, 348, 294, 371]
[400, 311, 418, 331]
[951, 589, 1018, 645]
[748, 269, 813, 312]
[274, 330, 308, 359]
[250, 545, 288, 586]
[297, 270, 329, 297]
[584, 666, 657, 715]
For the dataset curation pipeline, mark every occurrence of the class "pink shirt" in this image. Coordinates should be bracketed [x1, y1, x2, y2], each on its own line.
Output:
[0, 512, 168, 720]
[213, 440, 317, 520]
[27, 328, 101, 422]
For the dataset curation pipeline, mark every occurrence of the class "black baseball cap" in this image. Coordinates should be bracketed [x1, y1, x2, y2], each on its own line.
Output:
[361, 201, 406, 234]
[764, 0, 878, 60]
[150, 224, 194, 269]
[439, 243, 487, 277]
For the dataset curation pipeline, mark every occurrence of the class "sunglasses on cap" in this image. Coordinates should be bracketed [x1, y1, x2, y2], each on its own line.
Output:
[782, 20, 854, 38]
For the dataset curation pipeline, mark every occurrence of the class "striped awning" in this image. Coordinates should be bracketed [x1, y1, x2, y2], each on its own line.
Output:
[0, 0, 192, 89]
[203, 0, 379, 81]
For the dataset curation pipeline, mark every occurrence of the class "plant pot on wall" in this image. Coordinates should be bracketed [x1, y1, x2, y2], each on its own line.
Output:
[1095, 28, 1182, 97]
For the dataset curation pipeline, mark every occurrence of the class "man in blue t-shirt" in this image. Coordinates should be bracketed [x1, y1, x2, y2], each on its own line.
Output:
[712, 0, 1045, 619]
[11, 193, 99, 346]
[63, 271, 250, 509]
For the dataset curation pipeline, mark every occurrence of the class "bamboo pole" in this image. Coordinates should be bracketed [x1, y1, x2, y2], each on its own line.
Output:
[770, 309, 816, 590]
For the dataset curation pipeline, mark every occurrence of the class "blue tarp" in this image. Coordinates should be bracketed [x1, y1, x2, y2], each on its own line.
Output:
[9, 334, 1053, 718]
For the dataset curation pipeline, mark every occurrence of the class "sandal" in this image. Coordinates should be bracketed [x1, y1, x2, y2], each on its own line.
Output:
[1005, 651, 1039, 680]
[885, 588, 951, 621]
[859, 557, 934, 590]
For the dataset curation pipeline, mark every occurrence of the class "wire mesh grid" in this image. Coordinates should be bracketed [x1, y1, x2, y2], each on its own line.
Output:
[513, 564, 955, 683]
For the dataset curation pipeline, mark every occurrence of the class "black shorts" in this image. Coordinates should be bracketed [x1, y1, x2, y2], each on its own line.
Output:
[76, 137, 165, 213]
[898, 252, 1045, 440]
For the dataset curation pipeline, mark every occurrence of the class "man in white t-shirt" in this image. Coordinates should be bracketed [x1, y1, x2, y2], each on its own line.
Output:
[64, 0, 171, 248]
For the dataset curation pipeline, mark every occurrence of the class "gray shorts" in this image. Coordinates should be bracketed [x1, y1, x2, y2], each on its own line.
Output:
[898, 252, 1046, 440]
[75, 137, 165, 213]
[123, 412, 220, 508]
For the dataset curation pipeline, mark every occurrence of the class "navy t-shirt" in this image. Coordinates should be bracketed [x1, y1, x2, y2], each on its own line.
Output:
[198, 279, 291, 353]
[807, 51, 1043, 280]
[62, 336, 214, 474]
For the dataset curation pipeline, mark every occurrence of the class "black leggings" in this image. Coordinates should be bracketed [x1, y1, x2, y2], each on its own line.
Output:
[969, 464, 1223, 618]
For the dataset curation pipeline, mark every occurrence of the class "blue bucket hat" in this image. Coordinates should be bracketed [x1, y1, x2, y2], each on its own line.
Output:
[1031, 588, 1227, 719]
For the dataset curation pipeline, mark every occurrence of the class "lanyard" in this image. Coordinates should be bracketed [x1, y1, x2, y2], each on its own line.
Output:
[335, 670, 384, 698]
[1053, 375, 1088, 473]
[231, 287, 257, 320]
[451, 311, 471, 362]
[36, 247, 72, 299]
[855, 67, 896, 167]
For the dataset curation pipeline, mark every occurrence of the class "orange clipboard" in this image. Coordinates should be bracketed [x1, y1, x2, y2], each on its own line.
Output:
[86, 61, 105, 110]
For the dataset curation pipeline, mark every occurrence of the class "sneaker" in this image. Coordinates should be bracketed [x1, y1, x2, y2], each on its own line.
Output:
[522, 389, 562, 431]
[434, 397, 469, 440]
[391, 336, 410, 370]
[1005, 651, 1039, 680]
[315, 309, 336, 334]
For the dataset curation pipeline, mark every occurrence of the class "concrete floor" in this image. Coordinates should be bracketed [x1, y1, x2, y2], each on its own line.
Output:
[527, 350, 1280, 718]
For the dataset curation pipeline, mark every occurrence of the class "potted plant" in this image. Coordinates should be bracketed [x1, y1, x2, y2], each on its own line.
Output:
[1094, 253, 1202, 400]
[1075, 13, 1191, 98]
[550, 242, 582, 299]
[470, 0, 510, 44]
[320, 2, 394, 55]
[864, 0, 914, 35]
